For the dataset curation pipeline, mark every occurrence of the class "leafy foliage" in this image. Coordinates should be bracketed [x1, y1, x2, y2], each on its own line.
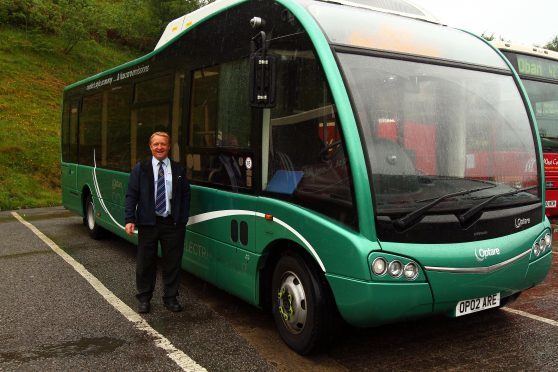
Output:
[544, 36, 558, 52]
[0, 1, 208, 209]
[481, 33, 495, 42]
[0, 26, 141, 210]
[0, 0, 207, 53]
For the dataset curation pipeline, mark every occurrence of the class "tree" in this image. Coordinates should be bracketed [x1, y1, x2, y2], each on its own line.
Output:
[545, 36, 558, 52]
[0, 0, 32, 31]
[0, 0, 209, 53]
[481, 32, 495, 42]
[58, 0, 101, 54]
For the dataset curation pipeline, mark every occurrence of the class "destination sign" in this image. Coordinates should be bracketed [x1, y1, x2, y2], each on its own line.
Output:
[517, 54, 558, 80]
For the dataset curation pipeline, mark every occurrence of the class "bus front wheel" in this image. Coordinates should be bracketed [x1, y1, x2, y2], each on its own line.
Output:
[85, 195, 104, 240]
[271, 253, 333, 355]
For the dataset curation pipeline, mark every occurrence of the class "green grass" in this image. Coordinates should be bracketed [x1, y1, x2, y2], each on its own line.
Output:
[0, 27, 141, 210]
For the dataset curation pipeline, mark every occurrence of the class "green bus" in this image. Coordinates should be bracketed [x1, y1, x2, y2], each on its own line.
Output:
[61, 0, 553, 354]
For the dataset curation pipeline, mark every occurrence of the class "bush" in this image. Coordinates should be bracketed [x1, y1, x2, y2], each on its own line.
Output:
[0, 0, 208, 53]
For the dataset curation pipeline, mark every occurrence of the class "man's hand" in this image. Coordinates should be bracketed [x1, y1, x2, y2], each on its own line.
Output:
[125, 223, 135, 236]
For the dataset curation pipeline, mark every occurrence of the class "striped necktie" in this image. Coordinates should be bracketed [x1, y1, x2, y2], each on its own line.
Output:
[155, 161, 166, 215]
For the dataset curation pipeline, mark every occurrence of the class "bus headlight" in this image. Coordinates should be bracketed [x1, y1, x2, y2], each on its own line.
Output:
[369, 255, 421, 281]
[403, 262, 419, 280]
[544, 233, 552, 249]
[531, 231, 551, 259]
[539, 238, 547, 251]
[532, 242, 541, 257]
[372, 257, 387, 276]
[388, 260, 403, 278]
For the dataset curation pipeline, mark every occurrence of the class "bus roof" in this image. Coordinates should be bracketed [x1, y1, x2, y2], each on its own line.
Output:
[65, 0, 504, 92]
[154, 0, 439, 51]
[493, 40, 558, 61]
[311, 0, 439, 23]
[305, 0, 507, 69]
[154, 0, 245, 50]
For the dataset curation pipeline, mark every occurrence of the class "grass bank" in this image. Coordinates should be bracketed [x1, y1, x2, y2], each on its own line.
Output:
[0, 27, 140, 210]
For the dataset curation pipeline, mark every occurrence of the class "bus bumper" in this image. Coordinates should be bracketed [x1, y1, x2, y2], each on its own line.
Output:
[326, 251, 551, 327]
[326, 274, 434, 327]
[429, 251, 552, 315]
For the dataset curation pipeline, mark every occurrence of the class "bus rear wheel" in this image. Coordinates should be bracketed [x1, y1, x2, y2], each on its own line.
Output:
[85, 195, 105, 240]
[271, 253, 333, 355]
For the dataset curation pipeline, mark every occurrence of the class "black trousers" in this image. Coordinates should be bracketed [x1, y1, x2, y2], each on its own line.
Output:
[136, 217, 185, 303]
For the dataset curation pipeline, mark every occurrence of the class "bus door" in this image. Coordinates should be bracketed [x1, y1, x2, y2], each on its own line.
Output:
[61, 99, 80, 212]
[186, 60, 258, 303]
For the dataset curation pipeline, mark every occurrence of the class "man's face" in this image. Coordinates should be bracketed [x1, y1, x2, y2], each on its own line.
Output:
[150, 135, 170, 161]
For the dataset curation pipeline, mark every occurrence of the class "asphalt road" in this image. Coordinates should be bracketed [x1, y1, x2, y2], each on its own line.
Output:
[1, 207, 557, 371]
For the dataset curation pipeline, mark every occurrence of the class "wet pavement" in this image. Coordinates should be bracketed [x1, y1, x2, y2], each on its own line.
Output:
[0, 206, 557, 371]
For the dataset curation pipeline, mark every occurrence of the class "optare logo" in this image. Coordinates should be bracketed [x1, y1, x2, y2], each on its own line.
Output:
[475, 247, 500, 262]
[514, 217, 530, 229]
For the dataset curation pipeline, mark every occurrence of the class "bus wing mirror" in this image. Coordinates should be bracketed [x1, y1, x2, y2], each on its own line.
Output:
[249, 53, 276, 108]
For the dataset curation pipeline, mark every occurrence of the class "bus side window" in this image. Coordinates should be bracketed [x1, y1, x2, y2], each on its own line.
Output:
[189, 61, 251, 149]
[106, 84, 132, 171]
[79, 93, 103, 166]
[187, 59, 253, 192]
[265, 38, 357, 229]
[61, 101, 79, 164]
[131, 75, 173, 165]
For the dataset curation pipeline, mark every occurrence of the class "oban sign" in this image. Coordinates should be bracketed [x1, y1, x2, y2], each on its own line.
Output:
[517, 54, 558, 80]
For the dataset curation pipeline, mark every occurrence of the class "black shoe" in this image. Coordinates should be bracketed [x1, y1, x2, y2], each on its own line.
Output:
[138, 301, 150, 313]
[164, 299, 183, 312]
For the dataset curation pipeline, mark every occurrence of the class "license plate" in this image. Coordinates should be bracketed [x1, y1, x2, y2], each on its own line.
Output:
[455, 293, 500, 317]
[546, 200, 556, 208]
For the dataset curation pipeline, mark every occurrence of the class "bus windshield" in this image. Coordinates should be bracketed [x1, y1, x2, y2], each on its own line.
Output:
[338, 53, 539, 214]
[522, 79, 558, 149]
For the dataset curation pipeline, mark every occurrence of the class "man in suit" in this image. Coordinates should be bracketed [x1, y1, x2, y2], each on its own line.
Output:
[125, 131, 191, 314]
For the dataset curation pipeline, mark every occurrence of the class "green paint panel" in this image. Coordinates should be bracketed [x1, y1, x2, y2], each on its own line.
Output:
[327, 274, 433, 327]
[255, 196, 379, 280]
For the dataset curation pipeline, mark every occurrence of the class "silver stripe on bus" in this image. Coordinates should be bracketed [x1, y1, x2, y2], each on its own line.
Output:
[256, 212, 326, 273]
[424, 248, 532, 273]
[187, 210, 326, 272]
[92, 154, 325, 272]
[93, 150, 128, 232]
[187, 210, 256, 225]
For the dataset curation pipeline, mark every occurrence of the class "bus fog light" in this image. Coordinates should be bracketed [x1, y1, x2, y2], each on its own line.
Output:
[388, 260, 403, 278]
[533, 243, 541, 256]
[403, 262, 418, 280]
[372, 257, 387, 276]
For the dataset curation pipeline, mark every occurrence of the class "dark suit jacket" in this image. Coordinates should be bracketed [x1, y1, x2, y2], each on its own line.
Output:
[125, 158, 191, 226]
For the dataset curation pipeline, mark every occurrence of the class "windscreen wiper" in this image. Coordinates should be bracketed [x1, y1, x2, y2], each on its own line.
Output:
[457, 185, 538, 225]
[393, 185, 497, 230]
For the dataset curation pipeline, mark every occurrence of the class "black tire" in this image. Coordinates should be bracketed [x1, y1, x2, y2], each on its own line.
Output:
[271, 252, 334, 355]
[85, 194, 105, 240]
